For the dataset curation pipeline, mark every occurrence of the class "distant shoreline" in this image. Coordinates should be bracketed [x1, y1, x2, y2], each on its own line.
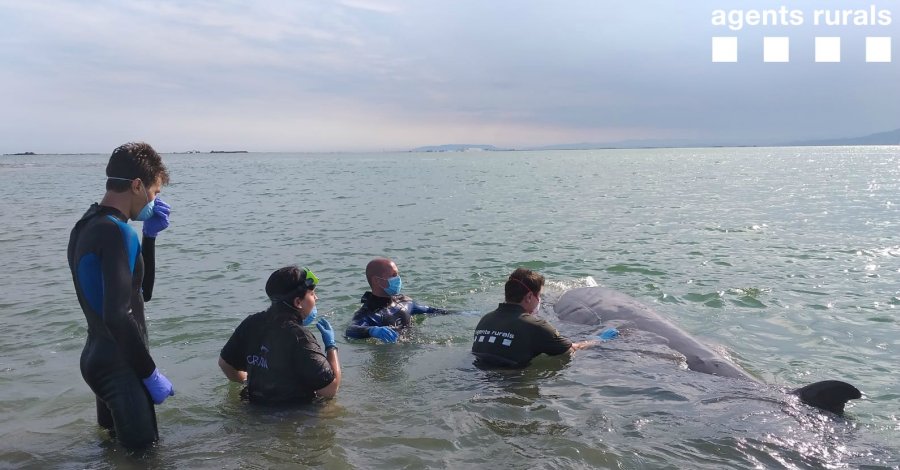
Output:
[3, 141, 898, 157]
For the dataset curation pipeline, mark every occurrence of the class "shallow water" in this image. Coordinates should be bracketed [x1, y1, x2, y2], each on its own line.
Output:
[0, 147, 898, 468]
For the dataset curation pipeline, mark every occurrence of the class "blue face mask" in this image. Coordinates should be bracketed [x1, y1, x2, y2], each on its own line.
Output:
[135, 197, 155, 221]
[302, 306, 318, 326]
[383, 276, 402, 296]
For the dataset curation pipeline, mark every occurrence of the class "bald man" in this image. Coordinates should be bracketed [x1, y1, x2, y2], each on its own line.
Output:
[344, 258, 448, 343]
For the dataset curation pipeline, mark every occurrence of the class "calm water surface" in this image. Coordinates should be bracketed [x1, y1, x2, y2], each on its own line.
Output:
[0, 148, 898, 468]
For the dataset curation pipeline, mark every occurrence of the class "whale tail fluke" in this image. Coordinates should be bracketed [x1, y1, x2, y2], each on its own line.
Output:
[791, 380, 862, 415]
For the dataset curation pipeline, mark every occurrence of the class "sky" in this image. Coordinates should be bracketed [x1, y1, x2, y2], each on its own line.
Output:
[1, 0, 898, 153]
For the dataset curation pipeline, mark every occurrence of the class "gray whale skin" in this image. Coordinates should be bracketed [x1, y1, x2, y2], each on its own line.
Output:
[555, 286, 861, 415]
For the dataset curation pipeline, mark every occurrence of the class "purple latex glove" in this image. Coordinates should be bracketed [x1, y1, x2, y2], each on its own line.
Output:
[143, 198, 171, 237]
[142, 368, 175, 404]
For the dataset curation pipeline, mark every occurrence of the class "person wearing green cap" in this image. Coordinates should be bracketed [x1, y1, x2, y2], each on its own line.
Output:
[219, 265, 341, 403]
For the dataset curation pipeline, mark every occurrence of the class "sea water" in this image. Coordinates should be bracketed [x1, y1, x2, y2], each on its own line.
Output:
[0, 147, 898, 468]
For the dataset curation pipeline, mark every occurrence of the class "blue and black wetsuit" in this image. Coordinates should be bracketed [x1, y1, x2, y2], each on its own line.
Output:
[345, 291, 447, 339]
[67, 203, 160, 449]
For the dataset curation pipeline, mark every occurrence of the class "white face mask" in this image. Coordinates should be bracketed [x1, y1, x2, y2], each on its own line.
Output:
[533, 299, 542, 314]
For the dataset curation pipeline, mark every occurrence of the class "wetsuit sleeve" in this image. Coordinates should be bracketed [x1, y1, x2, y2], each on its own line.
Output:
[220, 318, 251, 371]
[532, 318, 573, 357]
[345, 321, 373, 339]
[293, 334, 334, 391]
[100, 224, 157, 378]
[410, 301, 450, 315]
[141, 236, 156, 302]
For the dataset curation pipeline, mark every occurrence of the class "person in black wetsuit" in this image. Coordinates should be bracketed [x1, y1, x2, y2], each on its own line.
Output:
[344, 257, 449, 343]
[67, 142, 175, 450]
[471, 268, 598, 368]
[219, 266, 341, 404]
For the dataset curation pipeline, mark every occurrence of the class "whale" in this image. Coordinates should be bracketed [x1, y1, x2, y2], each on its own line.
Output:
[554, 286, 861, 415]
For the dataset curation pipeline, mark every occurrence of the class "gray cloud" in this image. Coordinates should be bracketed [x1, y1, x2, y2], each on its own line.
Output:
[1, 0, 897, 153]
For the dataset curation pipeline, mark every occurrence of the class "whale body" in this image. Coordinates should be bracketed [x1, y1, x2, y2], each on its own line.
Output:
[554, 286, 861, 415]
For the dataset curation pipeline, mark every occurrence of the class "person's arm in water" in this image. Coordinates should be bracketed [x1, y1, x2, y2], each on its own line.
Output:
[410, 301, 451, 315]
[568, 341, 597, 352]
[315, 347, 341, 398]
[567, 328, 620, 353]
[218, 356, 247, 383]
[345, 323, 399, 343]
[219, 316, 252, 383]
[345, 320, 374, 339]
[140, 198, 170, 302]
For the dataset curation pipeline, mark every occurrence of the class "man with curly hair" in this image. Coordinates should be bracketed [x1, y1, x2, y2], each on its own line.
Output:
[67, 142, 175, 450]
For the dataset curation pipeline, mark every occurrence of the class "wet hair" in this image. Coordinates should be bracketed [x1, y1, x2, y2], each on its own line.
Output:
[105, 142, 170, 192]
[265, 265, 311, 303]
[504, 267, 544, 303]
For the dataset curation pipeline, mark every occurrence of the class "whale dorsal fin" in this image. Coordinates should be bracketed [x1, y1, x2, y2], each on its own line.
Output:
[791, 380, 862, 415]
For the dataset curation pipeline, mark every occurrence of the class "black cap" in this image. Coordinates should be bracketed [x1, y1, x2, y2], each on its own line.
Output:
[265, 266, 306, 301]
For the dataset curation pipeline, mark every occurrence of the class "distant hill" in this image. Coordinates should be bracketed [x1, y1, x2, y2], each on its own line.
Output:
[410, 144, 509, 152]
[781, 128, 900, 146]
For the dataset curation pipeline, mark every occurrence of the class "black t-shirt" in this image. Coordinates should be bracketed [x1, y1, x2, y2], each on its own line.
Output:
[471, 303, 573, 368]
[221, 309, 334, 404]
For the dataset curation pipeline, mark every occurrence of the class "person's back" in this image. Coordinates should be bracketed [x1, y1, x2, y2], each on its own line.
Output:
[219, 266, 341, 404]
[472, 268, 602, 368]
[69, 204, 150, 362]
[224, 310, 334, 404]
[472, 302, 571, 368]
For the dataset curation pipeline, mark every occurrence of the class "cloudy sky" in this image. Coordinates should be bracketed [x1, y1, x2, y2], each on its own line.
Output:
[1, 0, 897, 153]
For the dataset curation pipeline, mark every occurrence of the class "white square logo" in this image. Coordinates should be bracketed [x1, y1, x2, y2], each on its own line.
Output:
[815, 37, 841, 63]
[712, 37, 737, 63]
[866, 37, 892, 63]
[764, 37, 790, 63]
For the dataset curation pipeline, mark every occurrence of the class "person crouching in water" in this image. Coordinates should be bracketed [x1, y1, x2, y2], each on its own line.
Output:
[344, 257, 450, 343]
[218, 266, 341, 403]
[471, 268, 607, 368]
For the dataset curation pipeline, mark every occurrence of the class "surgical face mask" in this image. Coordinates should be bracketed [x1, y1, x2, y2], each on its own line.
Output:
[134, 180, 156, 221]
[533, 299, 542, 314]
[383, 276, 402, 296]
[135, 196, 155, 221]
[302, 306, 318, 326]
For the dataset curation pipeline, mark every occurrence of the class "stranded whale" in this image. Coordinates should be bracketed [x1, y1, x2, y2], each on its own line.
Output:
[554, 286, 861, 415]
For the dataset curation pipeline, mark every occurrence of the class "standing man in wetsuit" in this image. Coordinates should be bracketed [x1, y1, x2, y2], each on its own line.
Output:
[345, 257, 449, 343]
[471, 268, 605, 368]
[67, 142, 175, 450]
[219, 266, 341, 404]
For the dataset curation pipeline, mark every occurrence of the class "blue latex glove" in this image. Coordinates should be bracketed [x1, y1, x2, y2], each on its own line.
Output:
[369, 326, 399, 343]
[143, 198, 171, 237]
[142, 368, 175, 404]
[598, 327, 619, 341]
[316, 318, 336, 349]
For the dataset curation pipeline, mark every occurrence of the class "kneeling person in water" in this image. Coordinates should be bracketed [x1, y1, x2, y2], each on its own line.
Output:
[472, 268, 601, 368]
[345, 257, 449, 343]
[219, 266, 341, 403]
